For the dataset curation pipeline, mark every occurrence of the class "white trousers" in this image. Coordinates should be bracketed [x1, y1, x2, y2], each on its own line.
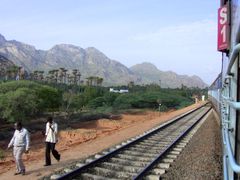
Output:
[13, 146, 25, 172]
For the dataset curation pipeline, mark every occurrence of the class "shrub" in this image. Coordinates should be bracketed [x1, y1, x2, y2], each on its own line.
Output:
[36, 85, 62, 112]
[0, 88, 38, 122]
[83, 86, 105, 104]
[103, 92, 118, 106]
[62, 92, 85, 112]
[113, 94, 135, 109]
[88, 97, 106, 109]
[0, 80, 41, 94]
[0, 80, 62, 122]
[112, 91, 192, 111]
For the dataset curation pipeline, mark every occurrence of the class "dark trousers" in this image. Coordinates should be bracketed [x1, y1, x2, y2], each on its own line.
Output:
[45, 142, 60, 165]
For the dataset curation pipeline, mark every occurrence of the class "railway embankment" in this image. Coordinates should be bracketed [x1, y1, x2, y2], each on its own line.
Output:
[0, 102, 217, 179]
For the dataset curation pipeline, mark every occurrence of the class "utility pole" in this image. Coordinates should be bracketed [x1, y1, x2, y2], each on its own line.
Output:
[159, 103, 161, 116]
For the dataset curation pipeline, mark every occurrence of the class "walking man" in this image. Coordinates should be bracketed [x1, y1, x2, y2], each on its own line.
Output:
[7, 121, 30, 175]
[44, 116, 60, 166]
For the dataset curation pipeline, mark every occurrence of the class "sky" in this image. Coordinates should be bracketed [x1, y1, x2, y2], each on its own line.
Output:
[0, 0, 222, 84]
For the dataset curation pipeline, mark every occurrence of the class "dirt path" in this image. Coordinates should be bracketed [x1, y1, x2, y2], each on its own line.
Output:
[0, 102, 204, 180]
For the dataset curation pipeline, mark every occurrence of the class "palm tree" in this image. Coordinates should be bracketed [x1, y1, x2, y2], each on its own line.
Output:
[86, 76, 94, 86]
[38, 71, 44, 81]
[6, 69, 11, 80]
[76, 72, 81, 85]
[58, 68, 66, 84]
[33, 70, 39, 81]
[47, 69, 58, 83]
[68, 75, 74, 85]
[72, 69, 78, 85]
[18, 66, 25, 80]
[96, 77, 103, 86]
[0, 67, 6, 80]
[29, 72, 34, 80]
[47, 70, 55, 83]
[7, 65, 19, 80]
[45, 75, 50, 83]
[54, 69, 59, 83]
[93, 76, 98, 86]
[66, 73, 70, 84]
[63, 69, 68, 84]
[128, 81, 135, 88]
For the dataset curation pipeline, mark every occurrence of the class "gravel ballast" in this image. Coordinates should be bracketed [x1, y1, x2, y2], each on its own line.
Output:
[162, 110, 222, 179]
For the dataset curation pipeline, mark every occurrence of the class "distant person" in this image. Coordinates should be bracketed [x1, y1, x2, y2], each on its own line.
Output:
[44, 116, 60, 166]
[7, 121, 30, 175]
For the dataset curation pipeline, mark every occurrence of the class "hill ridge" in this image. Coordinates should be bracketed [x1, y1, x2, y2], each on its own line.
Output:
[0, 34, 207, 88]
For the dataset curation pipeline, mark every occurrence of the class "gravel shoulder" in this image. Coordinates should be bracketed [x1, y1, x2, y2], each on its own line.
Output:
[162, 109, 222, 180]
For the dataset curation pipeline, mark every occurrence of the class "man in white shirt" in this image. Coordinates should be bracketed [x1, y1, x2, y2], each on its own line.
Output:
[44, 116, 60, 166]
[7, 122, 30, 175]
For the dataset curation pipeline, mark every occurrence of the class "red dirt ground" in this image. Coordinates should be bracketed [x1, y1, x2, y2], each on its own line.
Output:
[0, 102, 204, 180]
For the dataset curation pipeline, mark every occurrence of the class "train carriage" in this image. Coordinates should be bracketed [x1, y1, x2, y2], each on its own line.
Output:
[208, 0, 240, 179]
[208, 73, 222, 113]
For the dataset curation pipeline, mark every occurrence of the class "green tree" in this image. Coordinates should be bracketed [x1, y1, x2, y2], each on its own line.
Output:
[36, 85, 62, 112]
[0, 88, 38, 122]
[83, 86, 104, 104]
[103, 92, 118, 106]
[62, 91, 84, 126]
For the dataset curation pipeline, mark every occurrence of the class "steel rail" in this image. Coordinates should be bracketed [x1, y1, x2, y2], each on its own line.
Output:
[57, 103, 208, 180]
[133, 107, 212, 180]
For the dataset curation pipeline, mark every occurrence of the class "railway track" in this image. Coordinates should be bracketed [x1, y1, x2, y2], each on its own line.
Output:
[48, 104, 211, 180]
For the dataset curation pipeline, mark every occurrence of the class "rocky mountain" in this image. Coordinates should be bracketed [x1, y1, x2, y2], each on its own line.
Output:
[0, 34, 46, 72]
[43, 45, 138, 85]
[0, 34, 207, 87]
[0, 54, 15, 68]
[0, 34, 138, 85]
[0, 54, 16, 79]
[130, 62, 207, 88]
